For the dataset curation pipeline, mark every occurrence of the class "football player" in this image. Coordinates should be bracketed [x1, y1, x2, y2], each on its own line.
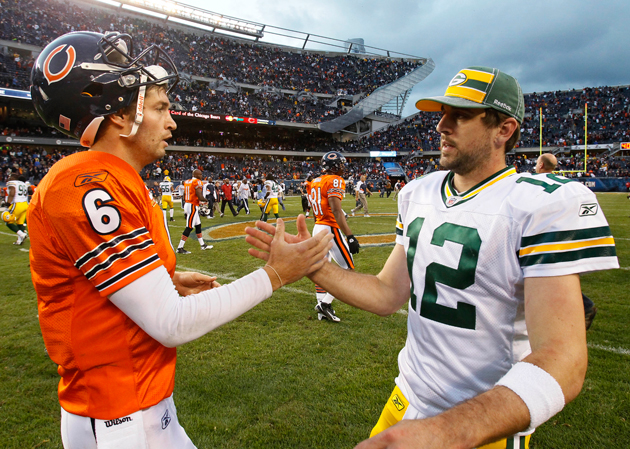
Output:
[308, 151, 360, 322]
[160, 175, 175, 222]
[177, 169, 212, 253]
[350, 173, 371, 217]
[246, 67, 619, 448]
[261, 174, 280, 222]
[3, 173, 29, 245]
[28, 31, 333, 449]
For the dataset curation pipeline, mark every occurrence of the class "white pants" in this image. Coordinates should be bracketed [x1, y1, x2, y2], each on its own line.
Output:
[183, 203, 201, 228]
[61, 395, 196, 449]
[313, 224, 354, 304]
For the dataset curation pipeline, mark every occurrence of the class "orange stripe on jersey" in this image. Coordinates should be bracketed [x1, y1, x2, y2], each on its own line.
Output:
[332, 227, 355, 269]
[187, 204, 197, 228]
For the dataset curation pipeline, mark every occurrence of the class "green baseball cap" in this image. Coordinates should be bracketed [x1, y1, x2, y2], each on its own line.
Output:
[415, 66, 524, 123]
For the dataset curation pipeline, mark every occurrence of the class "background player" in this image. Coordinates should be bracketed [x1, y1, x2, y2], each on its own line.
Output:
[308, 151, 360, 322]
[236, 178, 251, 215]
[261, 174, 281, 222]
[300, 175, 313, 217]
[177, 169, 212, 253]
[247, 66, 619, 447]
[2, 173, 29, 245]
[160, 175, 175, 222]
[350, 174, 371, 217]
[28, 30, 333, 449]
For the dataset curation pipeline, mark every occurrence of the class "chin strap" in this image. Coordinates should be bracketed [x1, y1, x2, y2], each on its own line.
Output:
[120, 74, 147, 139]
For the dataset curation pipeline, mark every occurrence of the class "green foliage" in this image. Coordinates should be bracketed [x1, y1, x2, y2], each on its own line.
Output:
[1, 193, 628, 448]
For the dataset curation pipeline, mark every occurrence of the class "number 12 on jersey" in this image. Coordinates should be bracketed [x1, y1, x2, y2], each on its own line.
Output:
[406, 217, 479, 330]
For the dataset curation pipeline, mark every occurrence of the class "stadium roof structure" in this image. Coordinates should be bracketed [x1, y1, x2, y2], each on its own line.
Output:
[93, 0, 426, 60]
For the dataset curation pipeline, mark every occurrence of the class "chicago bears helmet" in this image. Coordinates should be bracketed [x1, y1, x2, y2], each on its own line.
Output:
[31, 31, 179, 147]
[321, 151, 346, 175]
[164, 176, 171, 182]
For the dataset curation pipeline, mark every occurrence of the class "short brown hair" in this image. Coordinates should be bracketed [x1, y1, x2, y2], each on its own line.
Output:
[482, 108, 521, 152]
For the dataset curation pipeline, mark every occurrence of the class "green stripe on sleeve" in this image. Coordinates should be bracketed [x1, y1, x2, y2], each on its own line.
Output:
[519, 246, 617, 267]
[521, 226, 612, 248]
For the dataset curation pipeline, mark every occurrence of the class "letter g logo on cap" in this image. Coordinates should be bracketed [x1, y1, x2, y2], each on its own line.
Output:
[449, 73, 467, 87]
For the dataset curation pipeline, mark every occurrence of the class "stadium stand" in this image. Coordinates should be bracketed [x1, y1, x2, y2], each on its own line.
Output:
[1, 0, 629, 193]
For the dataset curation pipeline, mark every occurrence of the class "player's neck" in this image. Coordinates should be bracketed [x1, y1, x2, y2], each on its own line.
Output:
[452, 159, 507, 193]
[90, 136, 145, 173]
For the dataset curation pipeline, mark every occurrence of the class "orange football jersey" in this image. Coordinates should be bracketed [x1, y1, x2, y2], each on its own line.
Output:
[184, 178, 203, 205]
[28, 151, 177, 420]
[309, 174, 345, 228]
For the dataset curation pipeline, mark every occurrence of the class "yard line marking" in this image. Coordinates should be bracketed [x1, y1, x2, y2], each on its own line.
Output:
[0, 231, 17, 237]
[588, 343, 630, 356]
[177, 265, 312, 296]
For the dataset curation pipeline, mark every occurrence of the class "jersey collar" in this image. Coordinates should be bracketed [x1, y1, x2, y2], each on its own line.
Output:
[441, 165, 516, 208]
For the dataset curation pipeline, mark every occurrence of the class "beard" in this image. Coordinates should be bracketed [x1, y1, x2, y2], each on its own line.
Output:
[439, 135, 493, 177]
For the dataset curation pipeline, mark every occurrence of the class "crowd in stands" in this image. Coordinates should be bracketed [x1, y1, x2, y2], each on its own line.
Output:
[3, 144, 629, 190]
[2, 0, 629, 142]
[0, 0, 421, 97]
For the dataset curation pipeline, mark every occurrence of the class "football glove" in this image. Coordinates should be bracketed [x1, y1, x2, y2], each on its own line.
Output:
[347, 235, 360, 254]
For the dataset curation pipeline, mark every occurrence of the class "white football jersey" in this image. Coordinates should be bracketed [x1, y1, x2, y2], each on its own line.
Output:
[394, 166, 618, 419]
[159, 181, 173, 196]
[264, 180, 279, 198]
[7, 180, 28, 203]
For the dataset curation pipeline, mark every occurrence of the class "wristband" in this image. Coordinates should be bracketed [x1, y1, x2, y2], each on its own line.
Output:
[495, 362, 565, 432]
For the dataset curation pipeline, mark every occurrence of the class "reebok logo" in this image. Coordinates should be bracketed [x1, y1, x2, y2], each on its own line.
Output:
[493, 99, 512, 111]
[579, 203, 599, 216]
[74, 171, 109, 187]
[161, 409, 171, 430]
[105, 416, 132, 428]
[391, 394, 405, 411]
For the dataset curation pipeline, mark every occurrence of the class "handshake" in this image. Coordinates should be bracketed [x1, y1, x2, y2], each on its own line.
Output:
[244, 215, 340, 291]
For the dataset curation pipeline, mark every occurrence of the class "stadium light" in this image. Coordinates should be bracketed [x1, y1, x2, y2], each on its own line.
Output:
[117, 0, 265, 38]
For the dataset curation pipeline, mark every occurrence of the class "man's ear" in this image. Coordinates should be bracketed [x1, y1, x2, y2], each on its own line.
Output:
[495, 117, 519, 147]
[109, 108, 132, 130]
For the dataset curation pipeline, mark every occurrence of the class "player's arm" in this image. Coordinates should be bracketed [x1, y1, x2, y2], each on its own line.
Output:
[195, 186, 205, 203]
[246, 218, 410, 316]
[356, 274, 586, 449]
[109, 219, 333, 347]
[7, 185, 15, 203]
[329, 195, 353, 237]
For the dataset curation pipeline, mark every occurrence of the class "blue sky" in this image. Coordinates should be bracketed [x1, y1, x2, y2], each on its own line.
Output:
[177, 0, 630, 117]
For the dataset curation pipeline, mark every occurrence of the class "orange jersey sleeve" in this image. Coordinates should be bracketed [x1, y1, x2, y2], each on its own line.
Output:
[28, 151, 177, 419]
[309, 174, 345, 228]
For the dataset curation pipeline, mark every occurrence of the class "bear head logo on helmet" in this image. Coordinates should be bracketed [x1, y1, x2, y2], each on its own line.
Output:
[321, 151, 346, 176]
[31, 31, 179, 148]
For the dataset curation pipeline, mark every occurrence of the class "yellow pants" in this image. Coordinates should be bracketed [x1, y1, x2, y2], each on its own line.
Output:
[5, 201, 28, 225]
[264, 198, 279, 214]
[161, 195, 174, 210]
[370, 386, 531, 449]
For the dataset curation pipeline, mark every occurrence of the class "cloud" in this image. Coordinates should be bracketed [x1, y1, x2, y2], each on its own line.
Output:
[182, 0, 630, 116]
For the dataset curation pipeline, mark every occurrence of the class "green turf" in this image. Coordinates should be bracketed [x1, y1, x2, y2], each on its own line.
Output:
[0, 193, 628, 448]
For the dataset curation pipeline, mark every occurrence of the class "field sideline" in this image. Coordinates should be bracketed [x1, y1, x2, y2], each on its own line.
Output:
[0, 193, 628, 448]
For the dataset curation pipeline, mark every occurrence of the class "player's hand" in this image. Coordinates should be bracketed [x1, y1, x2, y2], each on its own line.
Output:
[245, 214, 311, 255]
[248, 218, 332, 290]
[173, 271, 220, 296]
[347, 235, 360, 254]
[354, 418, 448, 449]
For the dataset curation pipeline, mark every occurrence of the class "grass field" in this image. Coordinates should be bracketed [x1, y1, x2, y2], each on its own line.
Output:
[0, 193, 628, 448]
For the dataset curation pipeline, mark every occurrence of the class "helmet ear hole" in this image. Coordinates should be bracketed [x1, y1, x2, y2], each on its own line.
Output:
[81, 83, 103, 98]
